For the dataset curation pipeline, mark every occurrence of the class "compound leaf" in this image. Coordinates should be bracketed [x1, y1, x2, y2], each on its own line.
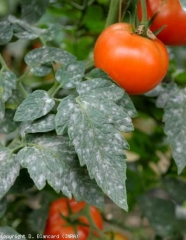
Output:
[16, 134, 104, 208]
[55, 78, 135, 210]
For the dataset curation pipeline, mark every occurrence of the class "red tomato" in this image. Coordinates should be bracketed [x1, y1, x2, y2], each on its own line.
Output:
[94, 23, 168, 95]
[105, 232, 128, 240]
[44, 198, 103, 240]
[137, 0, 186, 46]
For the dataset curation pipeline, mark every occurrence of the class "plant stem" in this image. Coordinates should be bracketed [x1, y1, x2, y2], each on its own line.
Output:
[140, 0, 147, 25]
[48, 81, 61, 97]
[17, 67, 31, 83]
[105, 0, 121, 28]
[122, 0, 131, 21]
[118, 0, 122, 22]
[17, 82, 28, 99]
[0, 54, 9, 71]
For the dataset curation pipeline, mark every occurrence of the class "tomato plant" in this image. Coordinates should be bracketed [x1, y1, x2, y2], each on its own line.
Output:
[94, 23, 169, 95]
[137, 0, 186, 46]
[44, 198, 103, 239]
[1, 0, 186, 239]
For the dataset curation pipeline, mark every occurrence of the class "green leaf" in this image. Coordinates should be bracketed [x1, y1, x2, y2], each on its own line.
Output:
[0, 100, 5, 121]
[0, 197, 7, 218]
[6, 89, 24, 110]
[76, 78, 124, 101]
[56, 79, 135, 210]
[0, 21, 13, 45]
[40, 24, 62, 42]
[145, 84, 164, 97]
[139, 195, 177, 237]
[9, 168, 34, 194]
[55, 61, 85, 89]
[87, 68, 111, 80]
[0, 226, 27, 238]
[23, 114, 55, 134]
[16, 134, 104, 208]
[162, 84, 186, 173]
[27, 204, 49, 233]
[117, 92, 138, 118]
[25, 47, 76, 76]
[0, 71, 17, 103]
[55, 95, 76, 135]
[21, 0, 49, 24]
[9, 15, 38, 40]
[163, 177, 186, 205]
[0, 110, 19, 134]
[0, 147, 20, 199]
[14, 90, 55, 122]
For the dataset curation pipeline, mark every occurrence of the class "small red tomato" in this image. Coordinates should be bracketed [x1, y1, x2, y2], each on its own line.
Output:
[94, 23, 169, 95]
[44, 198, 103, 240]
[137, 0, 186, 46]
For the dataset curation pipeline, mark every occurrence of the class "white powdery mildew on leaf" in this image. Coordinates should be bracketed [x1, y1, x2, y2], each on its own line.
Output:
[14, 31, 38, 40]
[163, 86, 186, 173]
[17, 134, 104, 208]
[41, 24, 62, 42]
[25, 47, 76, 76]
[0, 147, 20, 199]
[14, 90, 55, 121]
[24, 114, 55, 134]
[55, 95, 77, 135]
[58, 154, 104, 208]
[81, 96, 134, 133]
[68, 105, 129, 210]
[0, 101, 4, 121]
[0, 71, 17, 103]
[55, 61, 85, 89]
[0, 21, 13, 45]
[55, 78, 136, 210]
[17, 146, 64, 190]
[117, 92, 138, 118]
[139, 196, 176, 237]
[76, 78, 124, 102]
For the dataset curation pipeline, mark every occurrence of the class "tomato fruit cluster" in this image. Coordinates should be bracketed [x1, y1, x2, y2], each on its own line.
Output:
[137, 0, 186, 46]
[94, 23, 169, 95]
[44, 198, 103, 240]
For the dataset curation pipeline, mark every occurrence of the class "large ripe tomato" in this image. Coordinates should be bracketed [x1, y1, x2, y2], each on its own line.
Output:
[137, 0, 186, 46]
[44, 198, 103, 240]
[105, 231, 128, 240]
[94, 23, 168, 95]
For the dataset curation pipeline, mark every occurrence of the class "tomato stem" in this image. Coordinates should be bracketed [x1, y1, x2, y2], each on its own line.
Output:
[105, 0, 131, 28]
[0, 53, 9, 71]
[118, 0, 122, 22]
[140, 0, 148, 25]
[105, 0, 121, 28]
